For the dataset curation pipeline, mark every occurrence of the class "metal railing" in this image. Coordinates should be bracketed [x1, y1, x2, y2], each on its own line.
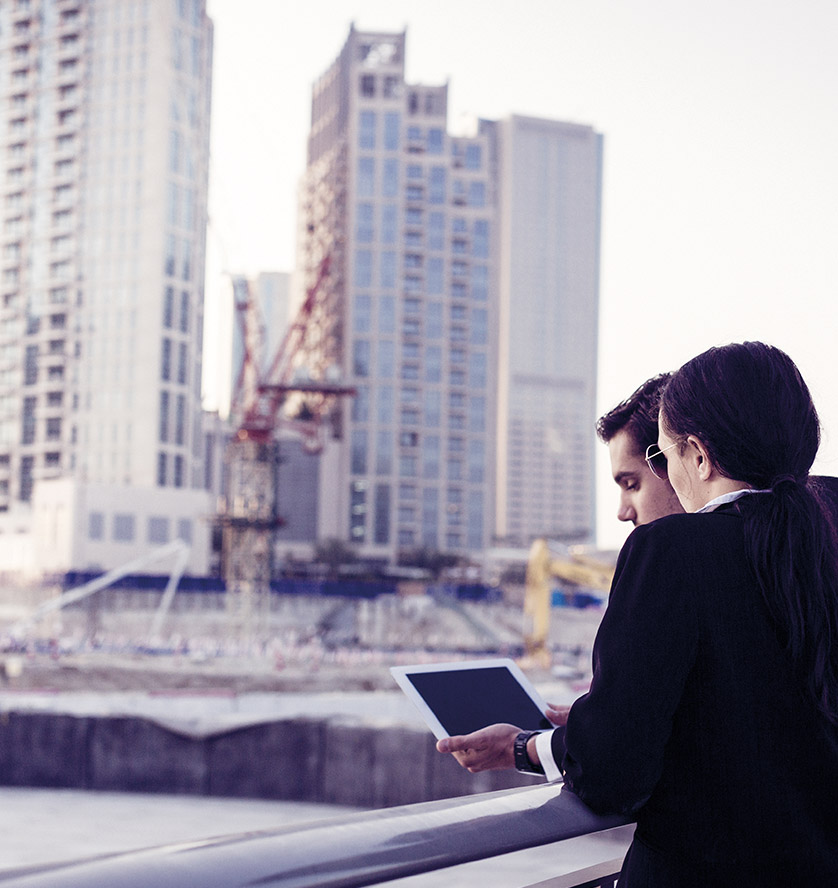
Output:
[0, 783, 633, 888]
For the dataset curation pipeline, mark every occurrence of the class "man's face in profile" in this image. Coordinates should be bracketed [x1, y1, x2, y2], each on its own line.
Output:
[608, 429, 684, 526]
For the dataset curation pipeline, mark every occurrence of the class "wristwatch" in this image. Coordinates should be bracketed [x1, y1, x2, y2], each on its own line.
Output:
[513, 730, 545, 775]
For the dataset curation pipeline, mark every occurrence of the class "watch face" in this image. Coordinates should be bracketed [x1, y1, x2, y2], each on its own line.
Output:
[362, 41, 398, 68]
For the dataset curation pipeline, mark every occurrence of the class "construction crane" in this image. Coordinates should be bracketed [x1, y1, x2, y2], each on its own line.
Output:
[218, 258, 354, 641]
[523, 538, 615, 668]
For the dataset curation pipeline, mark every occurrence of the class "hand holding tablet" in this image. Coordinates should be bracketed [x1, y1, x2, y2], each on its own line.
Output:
[390, 657, 555, 740]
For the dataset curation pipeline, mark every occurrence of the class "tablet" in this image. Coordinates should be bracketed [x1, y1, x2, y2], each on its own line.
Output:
[390, 658, 554, 739]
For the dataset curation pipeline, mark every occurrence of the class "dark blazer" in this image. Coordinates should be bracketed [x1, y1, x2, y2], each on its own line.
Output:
[551, 505, 838, 887]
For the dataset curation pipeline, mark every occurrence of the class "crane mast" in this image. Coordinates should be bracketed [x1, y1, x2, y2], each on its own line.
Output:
[219, 259, 353, 642]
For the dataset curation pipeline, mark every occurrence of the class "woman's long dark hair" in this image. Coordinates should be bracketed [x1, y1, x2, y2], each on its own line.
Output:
[661, 342, 838, 724]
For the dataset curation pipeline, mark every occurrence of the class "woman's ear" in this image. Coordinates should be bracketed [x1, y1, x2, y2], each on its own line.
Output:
[686, 435, 714, 481]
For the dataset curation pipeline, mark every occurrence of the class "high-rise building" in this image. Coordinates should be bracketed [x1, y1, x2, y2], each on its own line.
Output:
[297, 27, 602, 563]
[0, 0, 214, 576]
[493, 116, 602, 546]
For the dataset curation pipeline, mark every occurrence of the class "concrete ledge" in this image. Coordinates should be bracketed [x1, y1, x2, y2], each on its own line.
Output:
[0, 712, 541, 807]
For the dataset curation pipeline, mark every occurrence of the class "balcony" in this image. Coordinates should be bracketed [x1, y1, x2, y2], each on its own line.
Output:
[0, 783, 633, 887]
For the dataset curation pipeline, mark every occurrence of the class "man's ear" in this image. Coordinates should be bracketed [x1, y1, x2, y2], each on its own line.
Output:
[686, 435, 713, 481]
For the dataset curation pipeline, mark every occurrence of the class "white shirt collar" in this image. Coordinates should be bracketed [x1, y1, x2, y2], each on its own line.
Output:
[695, 487, 771, 514]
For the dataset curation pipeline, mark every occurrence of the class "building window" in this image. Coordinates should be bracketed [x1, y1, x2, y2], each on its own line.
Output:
[175, 394, 186, 445]
[468, 181, 486, 208]
[465, 144, 482, 170]
[22, 396, 36, 444]
[473, 219, 489, 257]
[354, 250, 372, 288]
[378, 340, 395, 377]
[380, 251, 397, 289]
[359, 110, 376, 149]
[165, 233, 176, 275]
[163, 286, 174, 328]
[45, 417, 62, 440]
[360, 73, 375, 97]
[429, 166, 446, 204]
[351, 385, 370, 422]
[356, 203, 374, 243]
[469, 351, 487, 388]
[161, 338, 172, 381]
[113, 513, 136, 542]
[353, 339, 371, 377]
[351, 429, 368, 474]
[376, 430, 393, 474]
[177, 342, 188, 384]
[381, 204, 397, 244]
[471, 264, 488, 301]
[379, 294, 395, 333]
[148, 516, 170, 544]
[469, 395, 486, 432]
[353, 293, 372, 333]
[468, 439, 485, 483]
[467, 490, 484, 549]
[88, 511, 104, 540]
[382, 158, 399, 197]
[424, 389, 441, 427]
[426, 302, 443, 339]
[471, 308, 488, 345]
[357, 157, 375, 197]
[377, 386, 393, 424]
[174, 454, 185, 487]
[157, 452, 167, 486]
[374, 483, 390, 544]
[423, 435, 440, 480]
[383, 111, 400, 150]
[159, 390, 170, 442]
[177, 518, 193, 544]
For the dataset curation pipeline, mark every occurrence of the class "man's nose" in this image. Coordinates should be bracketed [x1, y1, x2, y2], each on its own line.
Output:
[617, 498, 636, 524]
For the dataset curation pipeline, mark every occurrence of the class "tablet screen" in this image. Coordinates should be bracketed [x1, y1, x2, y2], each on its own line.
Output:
[391, 659, 552, 738]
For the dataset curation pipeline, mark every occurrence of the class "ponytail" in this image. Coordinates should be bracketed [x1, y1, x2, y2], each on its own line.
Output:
[737, 480, 838, 724]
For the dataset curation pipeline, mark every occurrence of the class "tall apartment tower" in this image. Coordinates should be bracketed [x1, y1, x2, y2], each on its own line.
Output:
[299, 27, 496, 561]
[298, 27, 601, 562]
[0, 0, 214, 575]
[493, 116, 602, 546]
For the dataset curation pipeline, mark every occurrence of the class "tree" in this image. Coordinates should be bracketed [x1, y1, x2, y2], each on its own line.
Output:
[313, 538, 358, 579]
[397, 547, 460, 580]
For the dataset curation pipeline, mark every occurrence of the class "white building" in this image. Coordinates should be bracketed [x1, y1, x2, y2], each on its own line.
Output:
[0, 0, 214, 577]
[493, 116, 602, 546]
[297, 27, 602, 563]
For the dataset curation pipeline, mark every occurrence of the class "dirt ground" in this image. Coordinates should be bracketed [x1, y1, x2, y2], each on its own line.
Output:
[0, 592, 599, 696]
[0, 649, 420, 694]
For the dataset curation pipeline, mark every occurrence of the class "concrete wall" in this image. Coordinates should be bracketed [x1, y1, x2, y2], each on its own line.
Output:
[0, 713, 542, 807]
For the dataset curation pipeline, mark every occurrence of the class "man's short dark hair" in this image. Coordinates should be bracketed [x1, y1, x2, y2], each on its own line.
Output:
[596, 373, 672, 455]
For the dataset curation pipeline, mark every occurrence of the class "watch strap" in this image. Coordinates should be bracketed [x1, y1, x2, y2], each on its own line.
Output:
[513, 730, 544, 774]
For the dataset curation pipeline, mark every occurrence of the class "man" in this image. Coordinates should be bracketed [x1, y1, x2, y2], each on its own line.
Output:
[437, 374, 684, 776]
[596, 373, 683, 527]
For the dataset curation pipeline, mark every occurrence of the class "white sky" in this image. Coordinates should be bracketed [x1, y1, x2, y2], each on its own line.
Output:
[203, 0, 838, 550]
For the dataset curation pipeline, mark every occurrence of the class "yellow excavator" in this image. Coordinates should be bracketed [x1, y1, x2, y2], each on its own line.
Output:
[522, 538, 615, 668]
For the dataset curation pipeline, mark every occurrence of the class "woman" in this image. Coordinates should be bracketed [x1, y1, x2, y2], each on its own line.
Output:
[443, 342, 838, 886]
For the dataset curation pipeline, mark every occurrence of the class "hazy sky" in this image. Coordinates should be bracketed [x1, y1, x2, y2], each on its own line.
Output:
[204, 0, 838, 549]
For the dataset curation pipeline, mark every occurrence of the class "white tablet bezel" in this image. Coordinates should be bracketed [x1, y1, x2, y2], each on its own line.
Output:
[390, 657, 552, 740]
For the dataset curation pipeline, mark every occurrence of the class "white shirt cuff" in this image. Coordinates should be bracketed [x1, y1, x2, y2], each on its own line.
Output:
[535, 729, 563, 782]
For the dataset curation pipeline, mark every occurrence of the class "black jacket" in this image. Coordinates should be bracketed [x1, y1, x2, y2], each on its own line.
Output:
[551, 504, 838, 887]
